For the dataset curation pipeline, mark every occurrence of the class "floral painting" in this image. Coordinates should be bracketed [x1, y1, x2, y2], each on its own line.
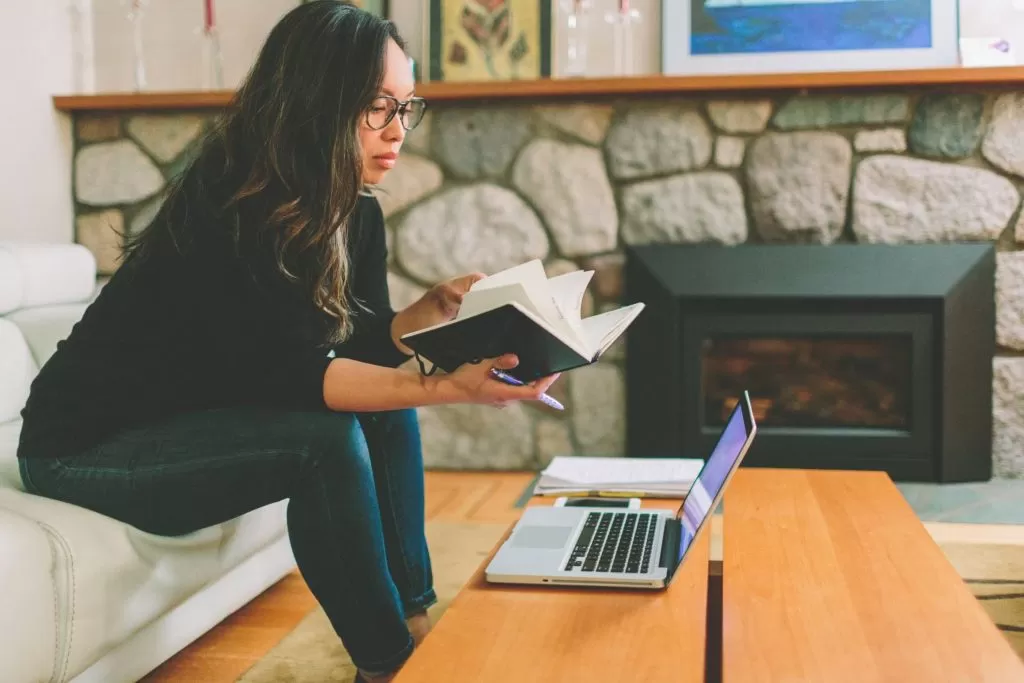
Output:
[428, 0, 552, 82]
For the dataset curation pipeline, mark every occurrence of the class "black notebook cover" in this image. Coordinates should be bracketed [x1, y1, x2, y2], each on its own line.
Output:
[400, 304, 595, 382]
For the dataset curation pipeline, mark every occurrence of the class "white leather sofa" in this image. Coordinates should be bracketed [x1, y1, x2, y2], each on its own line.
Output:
[0, 243, 296, 683]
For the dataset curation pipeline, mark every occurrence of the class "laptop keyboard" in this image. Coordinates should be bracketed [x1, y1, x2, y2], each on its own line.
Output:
[563, 511, 657, 574]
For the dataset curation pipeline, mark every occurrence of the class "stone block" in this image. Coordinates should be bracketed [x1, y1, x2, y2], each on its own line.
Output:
[604, 104, 712, 180]
[535, 104, 614, 145]
[621, 172, 747, 246]
[417, 402, 534, 469]
[983, 93, 1024, 178]
[76, 209, 124, 275]
[852, 156, 1019, 244]
[996, 251, 1024, 351]
[993, 356, 1024, 478]
[908, 93, 984, 159]
[853, 128, 907, 153]
[396, 184, 549, 283]
[76, 140, 164, 206]
[76, 115, 121, 143]
[432, 107, 533, 179]
[511, 139, 617, 258]
[375, 153, 443, 218]
[126, 114, 206, 164]
[706, 100, 772, 133]
[570, 363, 625, 455]
[773, 94, 910, 130]
[746, 132, 851, 243]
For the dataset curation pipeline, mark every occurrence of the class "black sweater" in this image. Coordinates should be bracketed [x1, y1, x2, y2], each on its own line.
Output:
[17, 193, 410, 461]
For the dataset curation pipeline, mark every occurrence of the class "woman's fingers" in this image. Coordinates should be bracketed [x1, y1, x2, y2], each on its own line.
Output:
[531, 373, 561, 393]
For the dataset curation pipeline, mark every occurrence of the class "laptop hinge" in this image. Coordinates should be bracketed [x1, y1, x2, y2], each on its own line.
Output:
[659, 518, 682, 581]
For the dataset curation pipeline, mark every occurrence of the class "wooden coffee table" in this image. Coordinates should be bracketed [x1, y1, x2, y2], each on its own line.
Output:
[718, 468, 1024, 682]
[396, 469, 1024, 683]
[394, 496, 710, 683]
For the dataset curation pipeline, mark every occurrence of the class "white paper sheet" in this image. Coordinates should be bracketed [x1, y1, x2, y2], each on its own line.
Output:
[538, 456, 704, 490]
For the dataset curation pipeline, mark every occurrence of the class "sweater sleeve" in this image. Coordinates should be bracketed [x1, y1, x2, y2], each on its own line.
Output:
[186, 230, 335, 412]
[332, 196, 413, 369]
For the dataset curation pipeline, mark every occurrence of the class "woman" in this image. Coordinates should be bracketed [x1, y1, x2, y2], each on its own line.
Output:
[16, 2, 558, 681]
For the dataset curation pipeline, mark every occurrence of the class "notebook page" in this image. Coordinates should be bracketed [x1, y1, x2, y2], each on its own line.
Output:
[580, 303, 645, 356]
[540, 456, 704, 487]
[546, 270, 593, 346]
[456, 283, 540, 321]
[469, 260, 565, 332]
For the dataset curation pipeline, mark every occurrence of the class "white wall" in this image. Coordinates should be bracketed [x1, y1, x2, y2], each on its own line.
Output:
[0, 1, 75, 243]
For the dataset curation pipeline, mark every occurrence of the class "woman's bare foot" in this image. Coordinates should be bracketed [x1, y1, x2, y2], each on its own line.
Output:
[406, 610, 432, 647]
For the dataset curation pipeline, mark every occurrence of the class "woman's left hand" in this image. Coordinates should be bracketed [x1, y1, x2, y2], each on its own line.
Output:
[391, 272, 486, 352]
[422, 272, 486, 321]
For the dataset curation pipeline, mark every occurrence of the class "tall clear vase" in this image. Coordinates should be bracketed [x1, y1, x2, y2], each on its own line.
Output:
[121, 0, 149, 91]
[605, 0, 642, 76]
[68, 0, 96, 93]
[202, 26, 225, 90]
[560, 0, 592, 78]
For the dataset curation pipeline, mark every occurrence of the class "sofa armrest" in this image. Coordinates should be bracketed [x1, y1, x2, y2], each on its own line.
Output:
[0, 507, 59, 683]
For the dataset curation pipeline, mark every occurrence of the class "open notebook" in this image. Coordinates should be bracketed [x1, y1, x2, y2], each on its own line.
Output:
[533, 456, 705, 497]
[400, 259, 645, 381]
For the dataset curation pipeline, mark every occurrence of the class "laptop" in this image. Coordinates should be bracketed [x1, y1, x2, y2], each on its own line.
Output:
[485, 391, 757, 589]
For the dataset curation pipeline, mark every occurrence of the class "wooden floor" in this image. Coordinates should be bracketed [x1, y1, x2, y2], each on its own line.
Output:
[141, 471, 534, 682]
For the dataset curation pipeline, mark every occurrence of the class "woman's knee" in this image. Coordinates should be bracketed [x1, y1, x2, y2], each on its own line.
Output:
[299, 412, 373, 478]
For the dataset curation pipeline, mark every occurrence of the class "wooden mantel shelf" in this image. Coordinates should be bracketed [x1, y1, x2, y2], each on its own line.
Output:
[52, 66, 1024, 112]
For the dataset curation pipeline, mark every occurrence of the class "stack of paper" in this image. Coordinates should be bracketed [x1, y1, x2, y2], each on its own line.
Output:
[533, 456, 704, 498]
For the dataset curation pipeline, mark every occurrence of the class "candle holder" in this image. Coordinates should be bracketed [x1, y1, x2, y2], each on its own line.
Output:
[559, 0, 593, 78]
[201, 0, 224, 89]
[121, 0, 149, 91]
[605, 0, 642, 76]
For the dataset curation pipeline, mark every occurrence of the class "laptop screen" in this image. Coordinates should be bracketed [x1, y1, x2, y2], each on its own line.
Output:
[677, 398, 753, 563]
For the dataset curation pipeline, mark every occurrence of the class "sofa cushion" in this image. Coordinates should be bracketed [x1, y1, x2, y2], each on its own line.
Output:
[7, 303, 90, 368]
[0, 507, 58, 683]
[0, 319, 35, 424]
[0, 489, 288, 681]
[0, 243, 96, 311]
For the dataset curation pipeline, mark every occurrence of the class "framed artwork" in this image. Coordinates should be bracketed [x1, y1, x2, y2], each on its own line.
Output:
[350, 0, 389, 16]
[663, 0, 960, 75]
[304, 0, 389, 17]
[426, 0, 553, 82]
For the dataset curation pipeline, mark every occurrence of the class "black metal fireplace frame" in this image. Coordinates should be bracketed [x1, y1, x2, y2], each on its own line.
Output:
[623, 243, 995, 483]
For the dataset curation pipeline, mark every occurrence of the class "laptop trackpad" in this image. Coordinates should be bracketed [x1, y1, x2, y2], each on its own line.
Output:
[512, 525, 574, 550]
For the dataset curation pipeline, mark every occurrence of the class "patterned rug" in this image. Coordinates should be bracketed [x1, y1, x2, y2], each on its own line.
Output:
[235, 522, 1024, 682]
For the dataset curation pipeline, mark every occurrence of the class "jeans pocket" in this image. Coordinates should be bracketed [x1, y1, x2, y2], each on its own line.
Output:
[17, 458, 37, 495]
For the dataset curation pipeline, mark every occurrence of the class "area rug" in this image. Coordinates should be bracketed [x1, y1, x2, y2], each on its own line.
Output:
[236, 521, 509, 683]
[236, 522, 1024, 682]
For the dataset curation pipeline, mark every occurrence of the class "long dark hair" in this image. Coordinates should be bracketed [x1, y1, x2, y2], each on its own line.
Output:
[126, 0, 405, 343]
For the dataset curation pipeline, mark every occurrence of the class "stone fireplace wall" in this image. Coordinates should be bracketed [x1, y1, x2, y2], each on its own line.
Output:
[69, 88, 1024, 477]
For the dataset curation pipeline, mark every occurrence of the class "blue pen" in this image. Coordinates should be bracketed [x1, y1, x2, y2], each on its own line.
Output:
[490, 369, 564, 411]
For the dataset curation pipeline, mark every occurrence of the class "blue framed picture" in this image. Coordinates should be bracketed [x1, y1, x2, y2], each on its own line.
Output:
[664, 0, 960, 75]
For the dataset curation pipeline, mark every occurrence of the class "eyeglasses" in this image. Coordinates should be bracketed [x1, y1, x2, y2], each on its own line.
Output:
[365, 95, 428, 131]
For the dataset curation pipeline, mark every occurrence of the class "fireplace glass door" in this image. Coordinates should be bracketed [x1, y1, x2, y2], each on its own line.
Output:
[701, 335, 913, 430]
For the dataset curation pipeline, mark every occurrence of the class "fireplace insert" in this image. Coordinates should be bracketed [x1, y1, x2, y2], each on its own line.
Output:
[623, 243, 995, 482]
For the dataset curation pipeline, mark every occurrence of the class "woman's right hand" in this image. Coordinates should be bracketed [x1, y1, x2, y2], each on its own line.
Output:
[442, 354, 560, 408]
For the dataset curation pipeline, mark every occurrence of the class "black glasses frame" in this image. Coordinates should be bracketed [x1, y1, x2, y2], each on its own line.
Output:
[366, 95, 428, 131]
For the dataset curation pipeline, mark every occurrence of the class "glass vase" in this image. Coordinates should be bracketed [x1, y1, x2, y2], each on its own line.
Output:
[605, 0, 642, 76]
[68, 0, 96, 93]
[559, 0, 593, 78]
[202, 26, 225, 89]
[121, 0, 149, 91]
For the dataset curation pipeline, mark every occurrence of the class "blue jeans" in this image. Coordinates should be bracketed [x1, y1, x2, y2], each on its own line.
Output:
[18, 408, 435, 674]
